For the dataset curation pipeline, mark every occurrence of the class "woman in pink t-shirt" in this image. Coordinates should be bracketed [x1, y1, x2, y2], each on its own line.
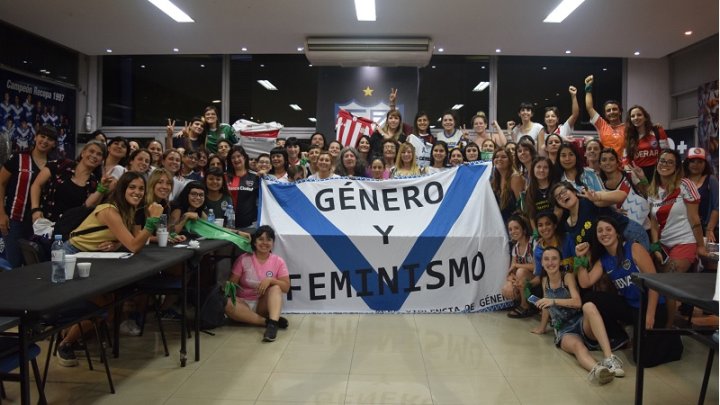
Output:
[225, 225, 290, 342]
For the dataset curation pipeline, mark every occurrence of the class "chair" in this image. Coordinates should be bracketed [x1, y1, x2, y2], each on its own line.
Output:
[18, 238, 114, 393]
[0, 316, 47, 405]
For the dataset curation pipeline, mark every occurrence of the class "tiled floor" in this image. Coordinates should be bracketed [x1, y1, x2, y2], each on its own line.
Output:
[3, 311, 718, 404]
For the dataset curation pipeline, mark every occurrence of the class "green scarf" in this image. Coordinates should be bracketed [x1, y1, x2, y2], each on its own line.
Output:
[183, 219, 252, 252]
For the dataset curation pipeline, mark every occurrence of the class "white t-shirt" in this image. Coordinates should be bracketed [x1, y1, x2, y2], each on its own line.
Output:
[649, 178, 700, 247]
[512, 122, 544, 144]
[307, 173, 340, 180]
[107, 165, 126, 180]
[406, 134, 433, 168]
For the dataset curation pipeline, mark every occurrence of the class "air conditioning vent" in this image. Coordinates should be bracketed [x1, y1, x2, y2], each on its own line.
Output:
[305, 37, 433, 67]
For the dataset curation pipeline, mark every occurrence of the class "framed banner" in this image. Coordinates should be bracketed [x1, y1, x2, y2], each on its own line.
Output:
[259, 163, 511, 313]
[0, 68, 76, 162]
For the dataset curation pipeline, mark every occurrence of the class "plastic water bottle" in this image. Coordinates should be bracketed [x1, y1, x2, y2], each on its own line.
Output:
[51, 235, 66, 284]
[207, 209, 215, 223]
[225, 204, 235, 229]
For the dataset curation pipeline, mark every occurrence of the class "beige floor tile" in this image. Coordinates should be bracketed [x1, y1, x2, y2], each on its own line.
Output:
[428, 374, 520, 404]
[101, 367, 195, 396]
[257, 372, 348, 403]
[422, 348, 503, 376]
[75, 392, 170, 404]
[275, 347, 353, 373]
[171, 369, 270, 400]
[199, 343, 283, 373]
[350, 350, 427, 375]
[345, 374, 433, 404]
[492, 351, 580, 377]
[414, 314, 479, 336]
[166, 399, 253, 405]
[506, 374, 608, 405]
[357, 314, 417, 330]
[354, 329, 422, 353]
[418, 332, 487, 355]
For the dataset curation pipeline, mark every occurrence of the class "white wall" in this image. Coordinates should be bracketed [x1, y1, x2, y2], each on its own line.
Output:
[626, 58, 671, 127]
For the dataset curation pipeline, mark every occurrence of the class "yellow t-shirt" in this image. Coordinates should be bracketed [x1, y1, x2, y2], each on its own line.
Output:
[68, 203, 118, 251]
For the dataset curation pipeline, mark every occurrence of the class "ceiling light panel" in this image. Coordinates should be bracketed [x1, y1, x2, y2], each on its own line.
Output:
[543, 0, 585, 23]
[354, 0, 376, 21]
[147, 0, 194, 23]
[257, 80, 278, 90]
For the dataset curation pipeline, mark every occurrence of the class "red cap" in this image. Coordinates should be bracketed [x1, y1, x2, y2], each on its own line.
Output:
[687, 147, 706, 160]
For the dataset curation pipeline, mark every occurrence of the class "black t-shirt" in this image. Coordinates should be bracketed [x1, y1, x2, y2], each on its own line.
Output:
[227, 172, 259, 228]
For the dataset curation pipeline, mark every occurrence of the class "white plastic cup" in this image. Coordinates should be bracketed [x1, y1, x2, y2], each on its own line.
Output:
[64, 255, 77, 280]
[214, 218, 224, 227]
[77, 262, 92, 278]
[157, 230, 169, 247]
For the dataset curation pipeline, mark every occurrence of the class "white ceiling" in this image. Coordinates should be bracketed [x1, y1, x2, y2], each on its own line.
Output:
[0, 0, 717, 59]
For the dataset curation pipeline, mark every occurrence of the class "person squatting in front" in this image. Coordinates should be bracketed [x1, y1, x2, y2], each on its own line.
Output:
[224, 225, 290, 342]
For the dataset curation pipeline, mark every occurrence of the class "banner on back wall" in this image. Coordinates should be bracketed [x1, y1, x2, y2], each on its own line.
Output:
[259, 163, 511, 313]
[0, 68, 76, 162]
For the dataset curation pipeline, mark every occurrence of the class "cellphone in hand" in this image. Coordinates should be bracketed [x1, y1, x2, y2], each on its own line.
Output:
[527, 295, 540, 305]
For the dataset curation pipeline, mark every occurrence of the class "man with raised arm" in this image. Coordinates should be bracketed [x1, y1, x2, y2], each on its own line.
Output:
[584, 75, 625, 158]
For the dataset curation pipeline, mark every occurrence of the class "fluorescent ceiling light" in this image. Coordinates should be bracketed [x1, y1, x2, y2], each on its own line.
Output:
[147, 0, 194, 23]
[257, 80, 278, 90]
[544, 0, 585, 23]
[212, 100, 221, 104]
[289, 104, 302, 111]
[308, 118, 317, 123]
[472, 82, 490, 92]
[354, 0, 376, 21]
[451, 104, 464, 110]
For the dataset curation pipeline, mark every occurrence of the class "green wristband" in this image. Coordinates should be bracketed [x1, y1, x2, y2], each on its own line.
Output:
[638, 178, 649, 186]
[585, 84, 592, 92]
[573, 256, 589, 270]
[96, 183, 109, 194]
[144, 216, 160, 233]
[650, 242, 661, 253]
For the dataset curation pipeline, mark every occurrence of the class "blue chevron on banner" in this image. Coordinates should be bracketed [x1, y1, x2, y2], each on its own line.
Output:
[259, 163, 511, 313]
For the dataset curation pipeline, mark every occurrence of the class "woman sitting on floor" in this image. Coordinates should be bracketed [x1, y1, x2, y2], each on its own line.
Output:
[530, 247, 624, 385]
[225, 225, 290, 342]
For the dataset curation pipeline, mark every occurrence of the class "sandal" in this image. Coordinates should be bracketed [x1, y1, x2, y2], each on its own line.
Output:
[507, 307, 534, 319]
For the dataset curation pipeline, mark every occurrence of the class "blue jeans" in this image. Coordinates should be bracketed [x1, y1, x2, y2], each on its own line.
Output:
[623, 220, 650, 251]
[4, 219, 33, 268]
[63, 242, 81, 255]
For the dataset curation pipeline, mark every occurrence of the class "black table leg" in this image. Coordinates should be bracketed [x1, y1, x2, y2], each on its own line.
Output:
[180, 262, 187, 367]
[195, 259, 200, 362]
[699, 348, 715, 405]
[18, 317, 30, 405]
[635, 281, 648, 405]
[113, 302, 121, 358]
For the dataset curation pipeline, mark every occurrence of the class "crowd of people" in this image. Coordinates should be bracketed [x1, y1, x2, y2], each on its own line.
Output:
[0, 75, 717, 379]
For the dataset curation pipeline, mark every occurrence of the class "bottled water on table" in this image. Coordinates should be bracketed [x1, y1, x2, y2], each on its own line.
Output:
[51, 235, 66, 284]
[207, 209, 215, 223]
[225, 204, 235, 229]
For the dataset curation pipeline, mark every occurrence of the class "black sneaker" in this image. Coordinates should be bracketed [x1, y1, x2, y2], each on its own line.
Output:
[267, 317, 289, 329]
[57, 343, 79, 367]
[263, 321, 278, 342]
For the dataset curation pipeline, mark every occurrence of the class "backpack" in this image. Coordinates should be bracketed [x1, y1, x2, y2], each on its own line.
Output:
[198, 284, 228, 330]
[54, 205, 108, 241]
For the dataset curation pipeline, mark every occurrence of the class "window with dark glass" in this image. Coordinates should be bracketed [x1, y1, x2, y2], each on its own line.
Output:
[102, 55, 222, 126]
[497, 56, 622, 132]
[418, 56, 490, 128]
[229, 54, 317, 127]
[0, 21, 78, 85]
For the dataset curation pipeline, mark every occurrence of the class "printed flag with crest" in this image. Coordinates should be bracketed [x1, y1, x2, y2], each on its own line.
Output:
[336, 109, 374, 147]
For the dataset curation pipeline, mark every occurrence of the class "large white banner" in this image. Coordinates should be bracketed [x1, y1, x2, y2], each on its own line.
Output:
[259, 163, 511, 313]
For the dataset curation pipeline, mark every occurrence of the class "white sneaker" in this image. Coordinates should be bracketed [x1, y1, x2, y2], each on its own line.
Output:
[603, 354, 625, 377]
[119, 319, 141, 336]
[587, 364, 613, 385]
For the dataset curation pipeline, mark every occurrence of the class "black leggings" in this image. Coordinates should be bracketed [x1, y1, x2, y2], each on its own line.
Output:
[581, 290, 668, 358]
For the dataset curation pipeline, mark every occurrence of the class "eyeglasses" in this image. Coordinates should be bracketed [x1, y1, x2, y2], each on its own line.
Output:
[184, 155, 198, 161]
[658, 159, 676, 166]
[189, 192, 205, 198]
